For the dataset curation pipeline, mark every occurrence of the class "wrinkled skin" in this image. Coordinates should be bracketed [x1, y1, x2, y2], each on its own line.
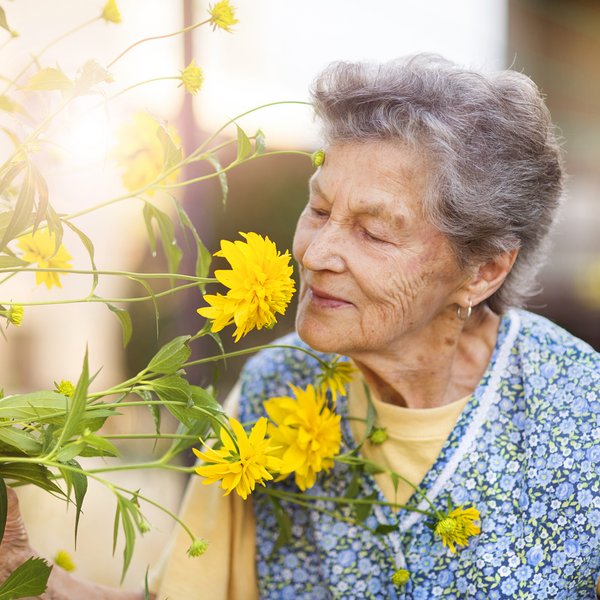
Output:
[0, 487, 148, 599]
[0, 487, 36, 585]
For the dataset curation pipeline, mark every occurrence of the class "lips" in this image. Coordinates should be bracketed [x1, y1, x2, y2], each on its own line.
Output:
[308, 286, 352, 308]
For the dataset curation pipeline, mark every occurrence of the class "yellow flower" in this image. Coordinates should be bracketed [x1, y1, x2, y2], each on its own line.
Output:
[391, 568, 410, 587]
[265, 384, 342, 491]
[54, 380, 75, 397]
[17, 229, 72, 289]
[193, 417, 282, 500]
[112, 112, 181, 195]
[101, 0, 122, 23]
[316, 358, 355, 401]
[54, 549, 76, 572]
[311, 149, 325, 167]
[434, 505, 481, 553]
[6, 305, 24, 326]
[197, 232, 295, 342]
[180, 59, 204, 95]
[208, 0, 239, 32]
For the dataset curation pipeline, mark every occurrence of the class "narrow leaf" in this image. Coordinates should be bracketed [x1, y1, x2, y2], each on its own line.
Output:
[156, 125, 182, 173]
[54, 349, 89, 450]
[0, 166, 34, 252]
[106, 302, 133, 347]
[0, 7, 12, 34]
[142, 202, 182, 275]
[63, 220, 97, 295]
[269, 496, 292, 555]
[235, 125, 252, 161]
[0, 478, 6, 544]
[22, 67, 73, 92]
[254, 129, 266, 155]
[0, 255, 27, 268]
[206, 154, 228, 207]
[0, 557, 52, 599]
[0, 463, 64, 496]
[30, 163, 49, 232]
[68, 460, 88, 545]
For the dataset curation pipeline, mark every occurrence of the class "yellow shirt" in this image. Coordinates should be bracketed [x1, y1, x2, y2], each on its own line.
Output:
[153, 376, 470, 600]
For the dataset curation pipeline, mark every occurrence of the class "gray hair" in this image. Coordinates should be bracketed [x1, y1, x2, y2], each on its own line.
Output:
[310, 54, 565, 313]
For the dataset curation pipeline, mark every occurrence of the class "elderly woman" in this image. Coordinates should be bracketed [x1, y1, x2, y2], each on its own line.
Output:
[2, 54, 598, 599]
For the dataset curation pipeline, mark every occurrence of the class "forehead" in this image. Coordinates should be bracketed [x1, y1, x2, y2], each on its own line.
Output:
[309, 141, 429, 218]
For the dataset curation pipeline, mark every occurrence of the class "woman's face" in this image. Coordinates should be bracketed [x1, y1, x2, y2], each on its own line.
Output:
[293, 141, 468, 357]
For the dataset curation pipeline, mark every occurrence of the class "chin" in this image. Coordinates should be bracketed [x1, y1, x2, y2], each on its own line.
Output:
[296, 317, 347, 355]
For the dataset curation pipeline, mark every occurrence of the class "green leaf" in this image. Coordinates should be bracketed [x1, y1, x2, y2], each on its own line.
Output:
[55, 440, 87, 463]
[0, 7, 12, 34]
[374, 523, 398, 536]
[73, 60, 113, 94]
[151, 374, 192, 405]
[0, 166, 33, 252]
[156, 125, 183, 174]
[67, 460, 88, 545]
[0, 391, 70, 421]
[146, 335, 191, 374]
[269, 496, 292, 555]
[106, 302, 132, 347]
[0, 96, 26, 116]
[0, 161, 26, 196]
[44, 203, 63, 247]
[0, 463, 63, 496]
[21, 67, 73, 92]
[30, 163, 48, 233]
[0, 255, 28, 268]
[115, 495, 136, 582]
[142, 202, 182, 275]
[172, 200, 211, 286]
[206, 154, 228, 207]
[0, 478, 6, 544]
[344, 470, 361, 500]
[354, 491, 377, 522]
[0, 557, 52, 599]
[79, 433, 119, 457]
[53, 349, 89, 451]
[0, 426, 42, 455]
[235, 125, 252, 161]
[254, 128, 266, 155]
[63, 220, 97, 295]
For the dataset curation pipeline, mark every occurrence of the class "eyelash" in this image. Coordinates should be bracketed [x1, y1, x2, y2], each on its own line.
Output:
[307, 205, 390, 244]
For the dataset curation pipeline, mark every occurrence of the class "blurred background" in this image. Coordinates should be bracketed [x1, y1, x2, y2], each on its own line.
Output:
[0, 0, 598, 590]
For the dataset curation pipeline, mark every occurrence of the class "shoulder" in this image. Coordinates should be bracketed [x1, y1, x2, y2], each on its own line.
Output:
[514, 309, 599, 382]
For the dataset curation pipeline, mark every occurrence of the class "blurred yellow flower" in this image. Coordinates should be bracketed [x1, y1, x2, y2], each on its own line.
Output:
[5, 305, 24, 326]
[197, 232, 295, 342]
[54, 380, 75, 397]
[17, 229, 72, 289]
[101, 0, 122, 24]
[265, 384, 342, 491]
[434, 505, 481, 553]
[180, 59, 204, 95]
[208, 0, 239, 32]
[54, 549, 76, 572]
[112, 112, 181, 195]
[317, 358, 355, 401]
[391, 568, 410, 587]
[311, 149, 325, 167]
[193, 417, 282, 500]
[187, 537, 209, 557]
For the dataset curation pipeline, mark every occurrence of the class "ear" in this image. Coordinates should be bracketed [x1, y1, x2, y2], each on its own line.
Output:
[461, 249, 519, 307]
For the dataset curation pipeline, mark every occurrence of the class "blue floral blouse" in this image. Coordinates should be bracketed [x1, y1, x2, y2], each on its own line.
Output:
[238, 309, 599, 599]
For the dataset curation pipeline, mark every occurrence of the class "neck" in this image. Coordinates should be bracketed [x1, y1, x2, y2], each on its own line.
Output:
[351, 306, 501, 409]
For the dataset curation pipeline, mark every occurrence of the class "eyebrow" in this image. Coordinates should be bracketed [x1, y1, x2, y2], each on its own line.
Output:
[308, 176, 406, 228]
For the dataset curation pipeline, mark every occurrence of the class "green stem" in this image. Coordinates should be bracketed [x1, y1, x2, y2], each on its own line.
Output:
[159, 150, 312, 190]
[183, 343, 331, 370]
[268, 486, 433, 517]
[107, 19, 211, 68]
[1, 16, 99, 95]
[336, 453, 439, 516]
[0, 280, 207, 307]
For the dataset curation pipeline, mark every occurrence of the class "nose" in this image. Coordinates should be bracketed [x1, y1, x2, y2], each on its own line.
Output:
[299, 221, 346, 273]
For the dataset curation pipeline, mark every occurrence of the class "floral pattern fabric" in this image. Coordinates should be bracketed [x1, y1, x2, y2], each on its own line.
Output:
[238, 309, 600, 599]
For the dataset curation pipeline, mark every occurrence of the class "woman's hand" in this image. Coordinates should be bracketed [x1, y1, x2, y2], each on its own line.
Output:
[0, 487, 149, 599]
[0, 486, 37, 582]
